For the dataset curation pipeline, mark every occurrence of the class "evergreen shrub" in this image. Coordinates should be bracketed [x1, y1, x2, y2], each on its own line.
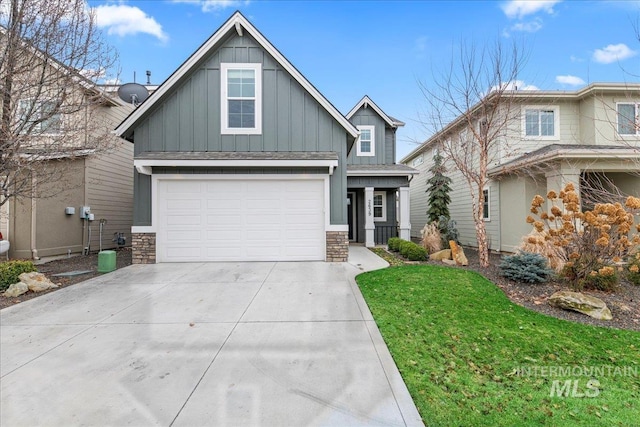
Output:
[0, 260, 37, 291]
[499, 252, 553, 284]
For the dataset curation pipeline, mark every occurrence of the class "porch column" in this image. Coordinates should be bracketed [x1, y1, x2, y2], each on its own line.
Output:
[398, 187, 411, 241]
[364, 187, 375, 247]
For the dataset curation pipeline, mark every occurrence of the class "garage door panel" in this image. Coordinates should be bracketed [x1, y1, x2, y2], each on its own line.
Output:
[166, 215, 201, 226]
[157, 178, 325, 262]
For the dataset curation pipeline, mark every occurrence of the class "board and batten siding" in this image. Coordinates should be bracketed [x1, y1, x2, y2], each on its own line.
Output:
[346, 108, 391, 165]
[131, 32, 350, 227]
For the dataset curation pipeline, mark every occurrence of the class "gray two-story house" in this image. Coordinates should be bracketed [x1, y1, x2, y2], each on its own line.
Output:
[115, 11, 362, 263]
[345, 96, 417, 247]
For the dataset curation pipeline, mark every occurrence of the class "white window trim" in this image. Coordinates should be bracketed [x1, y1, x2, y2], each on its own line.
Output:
[220, 63, 262, 135]
[373, 191, 386, 222]
[521, 105, 559, 140]
[412, 155, 424, 167]
[482, 188, 490, 222]
[356, 125, 375, 156]
[616, 102, 640, 137]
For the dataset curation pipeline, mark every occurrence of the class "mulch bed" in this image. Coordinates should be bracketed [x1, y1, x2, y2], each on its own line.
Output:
[0, 248, 132, 310]
[407, 247, 640, 332]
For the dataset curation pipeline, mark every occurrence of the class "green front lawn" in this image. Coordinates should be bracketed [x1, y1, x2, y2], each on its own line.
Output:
[357, 265, 640, 426]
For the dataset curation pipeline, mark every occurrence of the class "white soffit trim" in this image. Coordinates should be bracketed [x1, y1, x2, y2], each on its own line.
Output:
[115, 12, 358, 139]
[134, 159, 339, 175]
[346, 95, 405, 127]
[347, 169, 419, 176]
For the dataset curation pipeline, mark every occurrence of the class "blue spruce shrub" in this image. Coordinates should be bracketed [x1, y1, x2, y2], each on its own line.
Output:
[499, 252, 553, 284]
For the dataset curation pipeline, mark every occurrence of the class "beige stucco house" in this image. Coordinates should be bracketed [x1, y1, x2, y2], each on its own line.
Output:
[401, 83, 640, 253]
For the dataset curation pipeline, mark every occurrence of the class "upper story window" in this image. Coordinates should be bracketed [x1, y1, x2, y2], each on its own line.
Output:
[18, 99, 62, 134]
[221, 63, 262, 135]
[523, 106, 558, 139]
[617, 103, 639, 136]
[412, 155, 424, 167]
[357, 125, 375, 156]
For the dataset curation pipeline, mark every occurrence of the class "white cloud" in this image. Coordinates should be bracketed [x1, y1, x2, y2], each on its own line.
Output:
[592, 43, 637, 64]
[414, 36, 428, 58]
[172, 0, 246, 12]
[490, 80, 539, 93]
[509, 18, 542, 33]
[501, 0, 561, 19]
[94, 4, 168, 42]
[570, 55, 584, 63]
[555, 75, 585, 86]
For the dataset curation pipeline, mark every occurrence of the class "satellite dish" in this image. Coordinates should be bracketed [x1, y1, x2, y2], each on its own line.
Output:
[117, 83, 149, 107]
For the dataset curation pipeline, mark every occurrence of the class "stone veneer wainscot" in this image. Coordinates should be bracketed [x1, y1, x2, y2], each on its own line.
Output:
[326, 231, 349, 262]
[132, 233, 156, 264]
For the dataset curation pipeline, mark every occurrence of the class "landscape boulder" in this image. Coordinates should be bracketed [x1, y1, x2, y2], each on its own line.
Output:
[3, 282, 29, 297]
[429, 249, 452, 261]
[18, 272, 59, 293]
[548, 291, 612, 320]
[449, 241, 468, 266]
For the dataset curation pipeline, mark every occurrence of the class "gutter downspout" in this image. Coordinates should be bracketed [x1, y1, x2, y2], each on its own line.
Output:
[31, 173, 39, 260]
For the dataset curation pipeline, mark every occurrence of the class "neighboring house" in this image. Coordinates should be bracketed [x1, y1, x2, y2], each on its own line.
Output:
[401, 83, 640, 253]
[115, 11, 363, 263]
[1, 94, 134, 259]
[345, 96, 417, 246]
[0, 35, 135, 260]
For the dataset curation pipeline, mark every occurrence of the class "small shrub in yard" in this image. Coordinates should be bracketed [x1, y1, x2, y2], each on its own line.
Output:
[626, 251, 640, 285]
[499, 252, 553, 284]
[0, 260, 37, 291]
[399, 240, 428, 261]
[387, 237, 403, 252]
[562, 260, 619, 291]
[437, 215, 459, 249]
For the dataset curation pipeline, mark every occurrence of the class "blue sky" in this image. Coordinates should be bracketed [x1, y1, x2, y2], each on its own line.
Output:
[88, 0, 640, 159]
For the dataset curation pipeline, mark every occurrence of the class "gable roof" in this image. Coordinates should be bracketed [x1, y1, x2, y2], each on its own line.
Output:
[114, 11, 358, 139]
[346, 96, 405, 128]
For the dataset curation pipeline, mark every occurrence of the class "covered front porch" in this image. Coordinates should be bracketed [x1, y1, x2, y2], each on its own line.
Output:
[347, 165, 418, 247]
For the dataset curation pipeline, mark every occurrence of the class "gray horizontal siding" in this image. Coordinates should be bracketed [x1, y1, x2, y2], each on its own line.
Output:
[86, 140, 134, 249]
[347, 176, 409, 188]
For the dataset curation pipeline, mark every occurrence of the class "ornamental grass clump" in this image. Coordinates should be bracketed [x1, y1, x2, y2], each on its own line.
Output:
[499, 252, 553, 284]
[420, 222, 441, 254]
[525, 183, 640, 291]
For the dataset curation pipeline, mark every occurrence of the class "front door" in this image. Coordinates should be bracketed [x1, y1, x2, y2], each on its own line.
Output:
[347, 192, 356, 241]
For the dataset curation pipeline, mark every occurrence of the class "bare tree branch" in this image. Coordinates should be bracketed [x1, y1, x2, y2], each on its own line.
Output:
[419, 38, 528, 267]
[0, 0, 119, 206]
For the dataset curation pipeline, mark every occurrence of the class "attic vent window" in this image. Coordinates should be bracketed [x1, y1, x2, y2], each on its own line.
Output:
[221, 63, 262, 135]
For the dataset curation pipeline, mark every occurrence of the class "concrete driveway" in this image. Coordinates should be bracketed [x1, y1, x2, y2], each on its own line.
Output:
[0, 247, 423, 427]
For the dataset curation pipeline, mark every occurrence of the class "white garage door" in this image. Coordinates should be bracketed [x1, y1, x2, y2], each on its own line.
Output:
[156, 178, 325, 262]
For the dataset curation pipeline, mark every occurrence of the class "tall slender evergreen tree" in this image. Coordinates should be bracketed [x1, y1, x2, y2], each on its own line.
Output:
[426, 153, 452, 223]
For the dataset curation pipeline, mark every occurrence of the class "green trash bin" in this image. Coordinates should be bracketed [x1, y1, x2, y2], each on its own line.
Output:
[98, 250, 116, 273]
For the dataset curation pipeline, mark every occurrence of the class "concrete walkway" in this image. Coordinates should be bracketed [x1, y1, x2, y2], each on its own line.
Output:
[0, 247, 423, 426]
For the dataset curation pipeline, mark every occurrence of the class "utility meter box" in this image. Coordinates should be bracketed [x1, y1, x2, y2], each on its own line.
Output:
[80, 206, 91, 219]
